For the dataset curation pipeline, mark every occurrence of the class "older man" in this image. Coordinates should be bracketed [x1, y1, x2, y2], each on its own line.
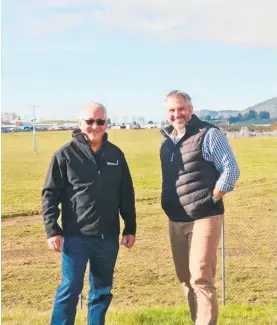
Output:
[160, 90, 240, 325]
[42, 102, 136, 325]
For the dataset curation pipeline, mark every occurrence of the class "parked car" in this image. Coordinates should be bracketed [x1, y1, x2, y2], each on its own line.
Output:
[49, 125, 65, 131]
[9, 127, 20, 132]
[20, 126, 33, 131]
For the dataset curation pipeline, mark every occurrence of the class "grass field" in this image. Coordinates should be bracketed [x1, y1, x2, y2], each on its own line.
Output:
[2, 130, 277, 324]
[2, 305, 277, 325]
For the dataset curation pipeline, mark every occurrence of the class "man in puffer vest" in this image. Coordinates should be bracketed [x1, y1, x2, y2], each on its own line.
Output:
[160, 90, 240, 325]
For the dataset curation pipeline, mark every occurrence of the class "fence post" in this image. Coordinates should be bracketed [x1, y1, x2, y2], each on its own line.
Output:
[221, 218, 226, 306]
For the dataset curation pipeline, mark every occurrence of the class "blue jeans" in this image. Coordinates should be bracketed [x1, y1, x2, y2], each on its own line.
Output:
[50, 235, 119, 325]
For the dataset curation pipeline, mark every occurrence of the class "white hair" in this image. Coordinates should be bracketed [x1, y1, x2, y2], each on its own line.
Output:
[78, 101, 108, 120]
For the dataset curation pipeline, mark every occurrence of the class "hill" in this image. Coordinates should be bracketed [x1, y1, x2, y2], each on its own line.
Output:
[241, 97, 277, 118]
[195, 97, 277, 119]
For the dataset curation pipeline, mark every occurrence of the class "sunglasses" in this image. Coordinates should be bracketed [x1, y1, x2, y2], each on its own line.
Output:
[83, 119, 106, 126]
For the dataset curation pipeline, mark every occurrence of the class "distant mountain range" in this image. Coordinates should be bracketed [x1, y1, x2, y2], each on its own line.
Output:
[195, 97, 277, 119]
[241, 97, 277, 118]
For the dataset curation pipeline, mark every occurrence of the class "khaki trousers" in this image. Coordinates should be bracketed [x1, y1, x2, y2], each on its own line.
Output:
[169, 215, 223, 325]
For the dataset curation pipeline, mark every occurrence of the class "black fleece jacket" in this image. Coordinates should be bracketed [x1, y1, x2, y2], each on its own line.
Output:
[42, 129, 136, 238]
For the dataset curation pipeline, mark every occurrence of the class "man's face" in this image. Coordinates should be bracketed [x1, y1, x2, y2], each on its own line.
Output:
[79, 107, 107, 143]
[166, 96, 193, 133]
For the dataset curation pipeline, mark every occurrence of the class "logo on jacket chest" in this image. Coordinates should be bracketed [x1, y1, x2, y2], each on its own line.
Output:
[107, 160, 119, 166]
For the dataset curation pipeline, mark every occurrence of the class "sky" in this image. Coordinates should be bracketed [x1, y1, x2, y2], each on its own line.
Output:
[2, 0, 277, 122]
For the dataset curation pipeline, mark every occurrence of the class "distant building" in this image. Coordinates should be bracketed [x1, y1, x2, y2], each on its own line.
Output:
[240, 126, 250, 136]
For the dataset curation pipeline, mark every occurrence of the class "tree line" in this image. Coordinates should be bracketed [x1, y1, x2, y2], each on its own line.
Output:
[203, 110, 271, 124]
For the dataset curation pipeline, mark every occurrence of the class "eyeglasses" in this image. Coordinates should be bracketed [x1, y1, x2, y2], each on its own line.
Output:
[83, 119, 106, 126]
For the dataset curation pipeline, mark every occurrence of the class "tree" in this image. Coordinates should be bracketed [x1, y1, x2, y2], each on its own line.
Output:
[204, 114, 212, 121]
[237, 113, 243, 121]
[148, 121, 154, 124]
[258, 111, 270, 119]
[228, 116, 238, 124]
[247, 110, 258, 120]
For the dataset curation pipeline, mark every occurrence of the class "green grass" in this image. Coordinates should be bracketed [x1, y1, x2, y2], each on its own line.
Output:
[2, 305, 277, 325]
[2, 130, 277, 324]
[1, 130, 162, 217]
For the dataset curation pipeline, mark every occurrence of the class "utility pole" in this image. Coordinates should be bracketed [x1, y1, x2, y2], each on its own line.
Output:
[31, 105, 39, 154]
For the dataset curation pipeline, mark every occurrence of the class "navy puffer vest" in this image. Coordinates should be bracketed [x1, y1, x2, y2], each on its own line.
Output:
[160, 115, 224, 222]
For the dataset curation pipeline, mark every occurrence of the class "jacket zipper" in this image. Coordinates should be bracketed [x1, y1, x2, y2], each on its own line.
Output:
[161, 128, 177, 163]
[97, 167, 102, 235]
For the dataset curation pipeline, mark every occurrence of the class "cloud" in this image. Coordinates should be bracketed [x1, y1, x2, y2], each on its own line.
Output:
[28, 13, 81, 36]
[4, 0, 277, 47]
[88, 0, 277, 47]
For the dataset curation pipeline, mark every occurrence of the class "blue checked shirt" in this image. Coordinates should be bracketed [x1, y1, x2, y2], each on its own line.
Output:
[172, 128, 240, 192]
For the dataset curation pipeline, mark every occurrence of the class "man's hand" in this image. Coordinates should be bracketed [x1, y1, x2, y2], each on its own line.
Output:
[47, 235, 62, 252]
[213, 189, 225, 200]
[121, 235, 136, 249]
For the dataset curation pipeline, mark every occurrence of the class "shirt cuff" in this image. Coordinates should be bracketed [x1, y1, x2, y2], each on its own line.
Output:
[215, 181, 235, 193]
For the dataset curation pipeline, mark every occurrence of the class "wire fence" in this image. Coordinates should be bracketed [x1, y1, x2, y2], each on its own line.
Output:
[78, 212, 277, 308]
[217, 213, 277, 305]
